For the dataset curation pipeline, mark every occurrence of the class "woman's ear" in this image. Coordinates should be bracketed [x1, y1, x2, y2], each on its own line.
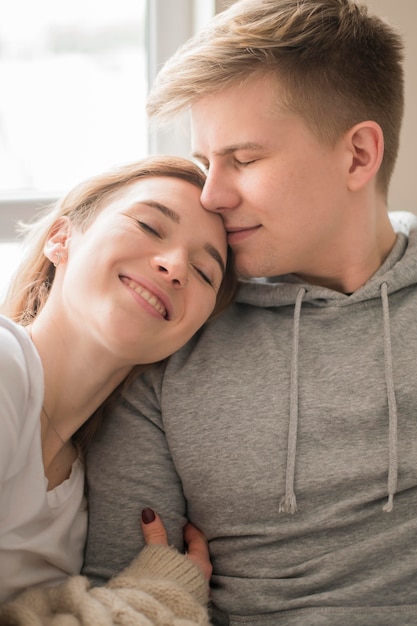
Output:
[44, 216, 72, 267]
[345, 121, 384, 192]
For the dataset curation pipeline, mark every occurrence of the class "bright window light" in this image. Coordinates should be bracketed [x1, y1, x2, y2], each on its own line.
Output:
[0, 0, 148, 197]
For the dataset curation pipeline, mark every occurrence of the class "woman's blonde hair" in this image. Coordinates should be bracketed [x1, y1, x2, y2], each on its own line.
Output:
[2, 155, 236, 324]
[147, 0, 404, 197]
[2, 155, 237, 454]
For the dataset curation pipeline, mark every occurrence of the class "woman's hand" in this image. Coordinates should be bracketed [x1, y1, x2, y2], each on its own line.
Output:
[141, 508, 212, 582]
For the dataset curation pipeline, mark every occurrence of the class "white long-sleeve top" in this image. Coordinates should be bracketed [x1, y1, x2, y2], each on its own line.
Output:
[0, 315, 87, 602]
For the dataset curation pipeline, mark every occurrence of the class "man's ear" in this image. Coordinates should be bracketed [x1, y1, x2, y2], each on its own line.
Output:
[345, 121, 384, 192]
[44, 216, 72, 266]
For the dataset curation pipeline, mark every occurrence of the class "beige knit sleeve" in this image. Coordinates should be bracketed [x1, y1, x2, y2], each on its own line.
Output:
[0, 545, 211, 626]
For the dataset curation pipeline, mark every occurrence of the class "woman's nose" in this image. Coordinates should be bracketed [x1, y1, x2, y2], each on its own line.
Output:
[152, 250, 189, 288]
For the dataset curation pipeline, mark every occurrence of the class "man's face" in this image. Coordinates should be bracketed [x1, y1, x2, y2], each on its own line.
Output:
[191, 73, 350, 280]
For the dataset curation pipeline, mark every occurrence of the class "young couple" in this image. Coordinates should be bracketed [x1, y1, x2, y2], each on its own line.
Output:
[3, 0, 417, 624]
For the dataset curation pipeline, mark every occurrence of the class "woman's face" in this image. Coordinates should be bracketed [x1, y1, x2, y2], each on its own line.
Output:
[50, 176, 228, 365]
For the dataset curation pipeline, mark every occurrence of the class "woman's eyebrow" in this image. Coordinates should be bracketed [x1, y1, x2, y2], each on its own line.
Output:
[130, 200, 225, 276]
[134, 200, 180, 224]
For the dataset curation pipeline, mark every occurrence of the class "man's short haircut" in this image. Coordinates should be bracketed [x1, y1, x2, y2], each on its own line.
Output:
[147, 0, 405, 196]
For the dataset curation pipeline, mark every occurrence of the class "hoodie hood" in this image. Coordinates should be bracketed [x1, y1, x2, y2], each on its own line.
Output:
[235, 211, 417, 514]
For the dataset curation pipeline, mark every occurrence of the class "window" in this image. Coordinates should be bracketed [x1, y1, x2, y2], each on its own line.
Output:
[0, 0, 148, 196]
[0, 0, 218, 298]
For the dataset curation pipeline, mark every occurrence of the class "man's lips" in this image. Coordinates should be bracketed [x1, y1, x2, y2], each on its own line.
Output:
[120, 276, 170, 320]
[226, 225, 261, 244]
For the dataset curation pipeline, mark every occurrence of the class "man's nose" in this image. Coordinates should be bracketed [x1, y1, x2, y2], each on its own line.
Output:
[200, 166, 240, 213]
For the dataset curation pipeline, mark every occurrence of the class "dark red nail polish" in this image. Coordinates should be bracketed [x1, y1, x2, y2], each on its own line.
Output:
[141, 507, 156, 524]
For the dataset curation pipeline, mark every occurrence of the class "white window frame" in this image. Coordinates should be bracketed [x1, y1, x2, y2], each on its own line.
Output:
[0, 0, 229, 243]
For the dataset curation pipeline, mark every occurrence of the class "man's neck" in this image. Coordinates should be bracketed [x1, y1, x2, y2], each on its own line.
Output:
[296, 213, 397, 293]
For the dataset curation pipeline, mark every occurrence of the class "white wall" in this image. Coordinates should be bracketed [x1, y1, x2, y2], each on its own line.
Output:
[364, 0, 417, 214]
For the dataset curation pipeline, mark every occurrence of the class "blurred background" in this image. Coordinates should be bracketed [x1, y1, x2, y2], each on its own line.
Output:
[0, 0, 415, 297]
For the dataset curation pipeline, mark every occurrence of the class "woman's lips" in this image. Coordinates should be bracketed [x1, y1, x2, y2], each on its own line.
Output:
[120, 276, 169, 319]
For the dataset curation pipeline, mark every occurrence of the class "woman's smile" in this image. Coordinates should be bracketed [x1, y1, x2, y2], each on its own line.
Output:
[120, 275, 169, 320]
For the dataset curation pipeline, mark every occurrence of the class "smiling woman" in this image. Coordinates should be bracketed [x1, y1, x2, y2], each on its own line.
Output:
[0, 0, 221, 314]
[43, 174, 230, 365]
[0, 155, 237, 608]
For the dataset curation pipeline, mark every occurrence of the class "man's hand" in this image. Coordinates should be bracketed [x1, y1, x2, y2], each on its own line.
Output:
[141, 508, 212, 582]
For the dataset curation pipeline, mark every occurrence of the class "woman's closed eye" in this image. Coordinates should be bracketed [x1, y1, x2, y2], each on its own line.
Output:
[192, 264, 215, 288]
[137, 220, 161, 238]
[127, 212, 220, 289]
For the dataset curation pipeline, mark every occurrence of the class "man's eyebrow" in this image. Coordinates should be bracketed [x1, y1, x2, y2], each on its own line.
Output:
[136, 200, 180, 224]
[131, 200, 225, 276]
[193, 142, 264, 161]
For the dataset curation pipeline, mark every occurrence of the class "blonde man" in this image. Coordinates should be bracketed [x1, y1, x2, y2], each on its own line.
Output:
[84, 2, 417, 625]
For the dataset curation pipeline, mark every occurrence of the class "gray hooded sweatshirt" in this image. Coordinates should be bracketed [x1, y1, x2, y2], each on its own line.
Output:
[83, 213, 417, 626]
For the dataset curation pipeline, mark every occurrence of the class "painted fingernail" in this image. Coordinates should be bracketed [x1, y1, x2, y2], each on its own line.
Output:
[141, 507, 156, 524]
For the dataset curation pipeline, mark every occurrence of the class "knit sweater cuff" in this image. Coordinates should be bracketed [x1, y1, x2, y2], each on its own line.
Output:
[107, 544, 209, 606]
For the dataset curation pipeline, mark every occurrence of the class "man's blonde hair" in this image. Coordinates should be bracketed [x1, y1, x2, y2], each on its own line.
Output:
[147, 0, 404, 196]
